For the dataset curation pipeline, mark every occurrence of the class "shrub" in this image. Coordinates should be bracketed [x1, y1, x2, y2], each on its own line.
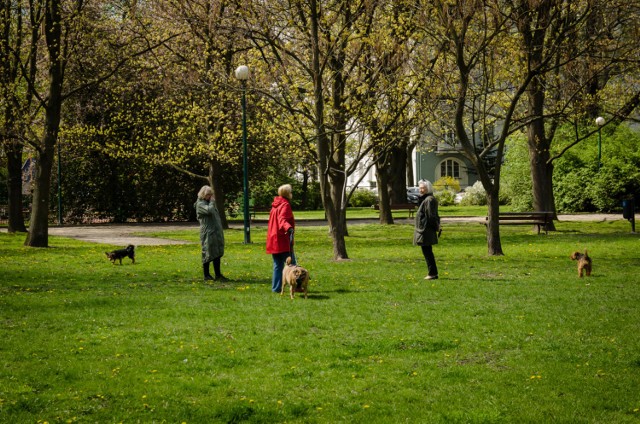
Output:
[434, 189, 456, 206]
[249, 171, 322, 210]
[459, 181, 488, 206]
[501, 125, 640, 213]
[434, 176, 461, 193]
[553, 124, 640, 212]
[349, 189, 377, 207]
[501, 134, 532, 211]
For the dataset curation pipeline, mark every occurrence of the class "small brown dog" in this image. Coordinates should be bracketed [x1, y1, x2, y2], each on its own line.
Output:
[106, 245, 135, 265]
[281, 256, 310, 299]
[570, 249, 592, 277]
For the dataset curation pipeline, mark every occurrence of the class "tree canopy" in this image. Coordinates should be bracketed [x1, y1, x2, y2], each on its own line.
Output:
[1, 0, 638, 256]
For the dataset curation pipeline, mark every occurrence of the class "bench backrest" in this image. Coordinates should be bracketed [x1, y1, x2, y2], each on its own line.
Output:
[493, 212, 553, 222]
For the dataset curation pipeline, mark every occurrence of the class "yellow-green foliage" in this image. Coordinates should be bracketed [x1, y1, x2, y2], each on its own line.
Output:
[434, 176, 461, 193]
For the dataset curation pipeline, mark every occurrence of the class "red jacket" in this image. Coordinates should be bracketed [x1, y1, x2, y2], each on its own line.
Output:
[266, 196, 295, 254]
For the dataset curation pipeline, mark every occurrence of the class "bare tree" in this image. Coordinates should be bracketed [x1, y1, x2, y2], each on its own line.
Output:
[243, 0, 381, 259]
[419, 0, 538, 255]
[0, 0, 41, 233]
[514, 0, 640, 226]
[22, 0, 175, 247]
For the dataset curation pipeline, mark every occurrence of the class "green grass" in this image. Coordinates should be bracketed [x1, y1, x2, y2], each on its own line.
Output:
[242, 205, 496, 221]
[1, 220, 639, 423]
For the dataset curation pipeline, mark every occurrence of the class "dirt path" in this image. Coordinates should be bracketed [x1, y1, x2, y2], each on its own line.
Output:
[2, 214, 632, 246]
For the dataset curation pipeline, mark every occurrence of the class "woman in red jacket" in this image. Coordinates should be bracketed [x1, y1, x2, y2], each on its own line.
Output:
[266, 184, 296, 293]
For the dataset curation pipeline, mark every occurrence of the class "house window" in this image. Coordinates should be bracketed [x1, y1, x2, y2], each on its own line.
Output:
[440, 159, 460, 179]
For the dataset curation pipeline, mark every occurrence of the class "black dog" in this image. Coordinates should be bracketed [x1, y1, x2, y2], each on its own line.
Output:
[106, 245, 135, 265]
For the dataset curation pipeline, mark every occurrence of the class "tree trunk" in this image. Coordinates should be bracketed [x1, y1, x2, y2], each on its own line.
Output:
[388, 145, 408, 204]
[5, 139, 27, 233]
[376, 163, 394, 224]
[521, 1, 556, 230]
[1, 2, 27, 233]
[25, 140, 56, 247]
[325, 173, 349, 260]
[485, 188, 503, 256]
[528, 137, 557, 231]
[309, 0, 348, 260]
[406, 145, 415, 187]
[24, 0, 62, 248]
[526, 71, 557, 230]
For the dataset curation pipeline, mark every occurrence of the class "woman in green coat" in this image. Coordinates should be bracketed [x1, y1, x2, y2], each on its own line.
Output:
[195, 185, 227, 281]
[413, 180, 440, 280]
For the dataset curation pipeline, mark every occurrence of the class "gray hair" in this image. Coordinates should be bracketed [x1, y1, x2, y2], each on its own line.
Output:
[418, 179, 434, 194]
[278, 184, 292, 199]
[197, 185, 213, 200]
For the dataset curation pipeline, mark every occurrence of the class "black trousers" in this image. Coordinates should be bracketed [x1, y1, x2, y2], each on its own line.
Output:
[203, 256, 222, 277]
[421, 245, 438, 277]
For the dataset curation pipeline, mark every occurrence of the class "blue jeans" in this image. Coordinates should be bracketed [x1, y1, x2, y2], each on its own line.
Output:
[272, 251, 296, 293]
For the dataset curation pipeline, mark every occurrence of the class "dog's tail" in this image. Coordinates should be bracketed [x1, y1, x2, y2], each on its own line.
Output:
[584, 249, 589, 258]
[286, 256, 292, 266]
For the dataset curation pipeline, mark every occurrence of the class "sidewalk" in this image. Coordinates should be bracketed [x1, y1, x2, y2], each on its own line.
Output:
[2, 213, 633, 246]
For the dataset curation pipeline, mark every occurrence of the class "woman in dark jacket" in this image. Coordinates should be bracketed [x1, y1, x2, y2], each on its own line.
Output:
[266, 184, 296, 293]
[413, 180, 440, 280]
[194, 185, 227, 281]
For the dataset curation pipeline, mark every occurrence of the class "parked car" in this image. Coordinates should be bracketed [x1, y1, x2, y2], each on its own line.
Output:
[407, 187, 420, 204]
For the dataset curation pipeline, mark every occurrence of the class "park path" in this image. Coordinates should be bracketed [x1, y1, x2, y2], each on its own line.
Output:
[28, 213, 629, 246]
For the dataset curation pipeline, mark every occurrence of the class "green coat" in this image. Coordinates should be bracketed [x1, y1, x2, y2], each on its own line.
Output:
[195, 199, 224, 263]
[413, 194, 440, 246]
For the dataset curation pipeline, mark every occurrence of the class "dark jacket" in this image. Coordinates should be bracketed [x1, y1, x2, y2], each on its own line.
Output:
[266, 196, 295, 254]
[195, 199, 224, 262]
[413, 193, 440, 246]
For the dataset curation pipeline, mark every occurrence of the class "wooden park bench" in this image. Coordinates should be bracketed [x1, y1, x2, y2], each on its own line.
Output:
[485, 211, 554, 235]
[250, 206, 271, 219]
[374, 203, 417, 218]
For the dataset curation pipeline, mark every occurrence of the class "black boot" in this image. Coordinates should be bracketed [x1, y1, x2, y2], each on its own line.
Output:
[213, 257, 228, 281]
[203, 262, 214, 281]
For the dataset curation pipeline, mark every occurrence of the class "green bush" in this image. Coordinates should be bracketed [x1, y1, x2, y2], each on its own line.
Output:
[434, 176, 461, 193]
[459, 181, 488, 206]
[501, 134, 532, 211]
[249, 169, 322, 210]
[434, 189, 456, 206]
[553, 124, 640, 212]
[501, 125, 640, 213]
[349, 188, 377, 207]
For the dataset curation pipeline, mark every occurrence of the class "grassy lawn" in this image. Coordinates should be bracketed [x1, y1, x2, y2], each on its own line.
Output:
[242, 205, 497, 221]
[1, 220, 639, 423]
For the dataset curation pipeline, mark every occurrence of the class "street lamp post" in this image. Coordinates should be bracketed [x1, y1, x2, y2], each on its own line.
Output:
[596, 116, 605, 170]
[235, 65, 251, 244]
[57, 141, 63, 225]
